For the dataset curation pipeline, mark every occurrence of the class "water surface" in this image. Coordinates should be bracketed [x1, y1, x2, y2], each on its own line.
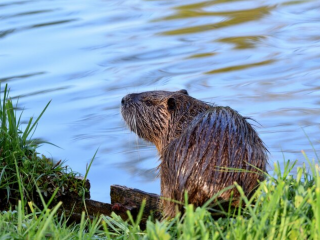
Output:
[1, 0, 320, 202]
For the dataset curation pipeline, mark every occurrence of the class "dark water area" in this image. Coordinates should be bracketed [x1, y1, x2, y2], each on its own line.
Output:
[1, 0, 320, 202]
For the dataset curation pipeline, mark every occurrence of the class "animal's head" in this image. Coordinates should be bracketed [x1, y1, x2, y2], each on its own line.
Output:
[121, 89, 209, 151]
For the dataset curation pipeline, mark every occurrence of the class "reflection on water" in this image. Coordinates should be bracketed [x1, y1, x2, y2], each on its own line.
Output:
[160, 5, 275, 35]
[1, 0, 320, 202]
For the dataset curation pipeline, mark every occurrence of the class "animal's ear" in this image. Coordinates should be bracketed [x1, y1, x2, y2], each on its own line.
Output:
[177, 89, 188, 95]
[167, 97, 176, 111]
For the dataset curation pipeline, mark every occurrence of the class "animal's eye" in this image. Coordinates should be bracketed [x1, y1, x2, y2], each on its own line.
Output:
[145, 100, 152, 106]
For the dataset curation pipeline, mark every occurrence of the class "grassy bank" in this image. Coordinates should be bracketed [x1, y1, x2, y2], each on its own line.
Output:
[1, 159, 319, 239]
[0, 84, 89, 210]
[1, 83, 320, 239]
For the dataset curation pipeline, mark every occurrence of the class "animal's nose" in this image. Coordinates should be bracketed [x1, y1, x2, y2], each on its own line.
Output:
[121, 94, 139, 106]
[121, 95, 129, 106]
[121, 96, 126, 105]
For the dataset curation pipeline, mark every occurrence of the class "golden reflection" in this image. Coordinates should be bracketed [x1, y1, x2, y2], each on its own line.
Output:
[175, 0, 240, 10]
[217, 36, 266, 49]
[160, 5, 275, 35]
[188, 52, 217, 58]
[206, 59, 274, 74]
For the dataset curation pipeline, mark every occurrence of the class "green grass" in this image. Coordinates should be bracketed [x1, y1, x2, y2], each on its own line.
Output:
[1, 83, 320, 239]
[0, 159, 319, 239]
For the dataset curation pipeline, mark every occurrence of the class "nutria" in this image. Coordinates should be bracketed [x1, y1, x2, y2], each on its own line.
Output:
[121, 89, 268, 218]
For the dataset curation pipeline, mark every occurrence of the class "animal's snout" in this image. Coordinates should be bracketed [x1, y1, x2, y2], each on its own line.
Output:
[121, 96, 127, 106]
[121, 94, 139, 106]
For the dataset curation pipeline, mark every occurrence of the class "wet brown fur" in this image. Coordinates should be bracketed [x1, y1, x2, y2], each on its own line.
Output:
[121, 90, 268, 218]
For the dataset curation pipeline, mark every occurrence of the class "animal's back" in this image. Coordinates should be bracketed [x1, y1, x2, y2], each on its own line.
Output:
[160, 106, 267, 218]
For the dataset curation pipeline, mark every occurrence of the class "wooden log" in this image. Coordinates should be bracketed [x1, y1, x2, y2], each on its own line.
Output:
[110, 185, 161, 227]
[59, 198, 130, 223]
[110, 185, 160, 212]
[59, 185, 161, 226]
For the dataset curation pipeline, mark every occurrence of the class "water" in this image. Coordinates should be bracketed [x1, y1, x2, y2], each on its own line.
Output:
[1, 0, 320, 203]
